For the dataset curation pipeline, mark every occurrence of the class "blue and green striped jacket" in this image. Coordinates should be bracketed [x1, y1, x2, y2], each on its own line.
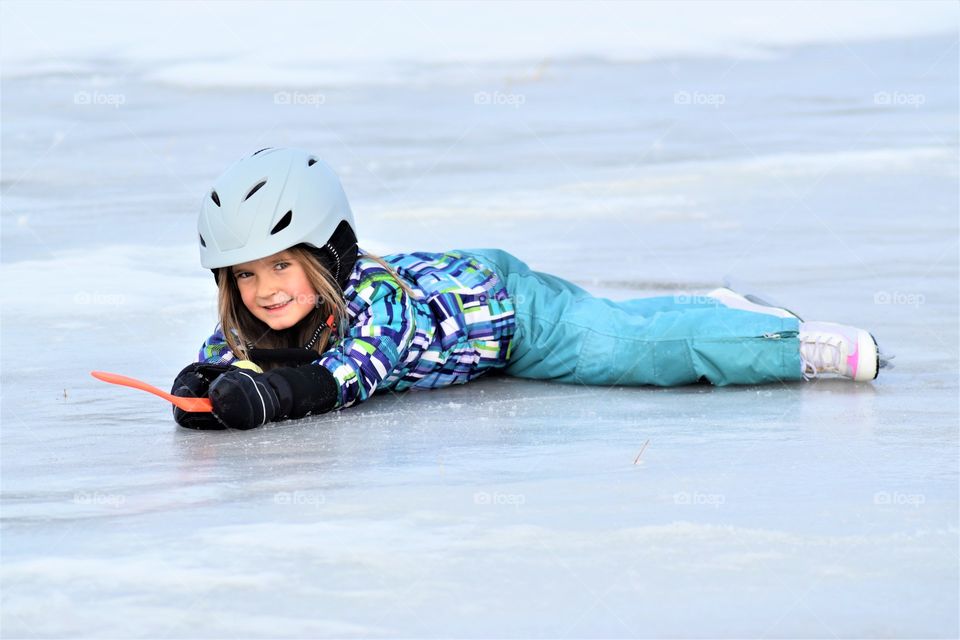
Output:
[199, 250, 517, 409]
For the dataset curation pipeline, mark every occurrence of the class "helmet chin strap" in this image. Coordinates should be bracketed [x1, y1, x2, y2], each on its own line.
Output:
[322, 241, 341, 284]
[303, 219, 358, 292]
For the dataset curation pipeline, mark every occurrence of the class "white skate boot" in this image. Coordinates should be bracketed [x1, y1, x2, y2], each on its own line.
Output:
[707, 287, 802, 320]
[799, 321, 879, 381]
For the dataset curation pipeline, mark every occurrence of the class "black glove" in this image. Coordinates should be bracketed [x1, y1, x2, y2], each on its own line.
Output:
[208, 364, 339, 430]
[171, 362, 233, 429]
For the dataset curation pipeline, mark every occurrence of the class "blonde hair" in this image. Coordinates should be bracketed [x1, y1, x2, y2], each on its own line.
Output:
[216, 246, 415, 371]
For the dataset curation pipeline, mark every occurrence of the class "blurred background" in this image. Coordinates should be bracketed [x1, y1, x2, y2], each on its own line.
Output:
[2, 1, 957, 637]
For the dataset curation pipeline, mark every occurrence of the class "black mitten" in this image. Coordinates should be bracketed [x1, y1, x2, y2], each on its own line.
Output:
[208, 364, 339, 430]
[208, 369, 282, 430]
[263, 364, 339, 419]
[171, 362, 233, 429]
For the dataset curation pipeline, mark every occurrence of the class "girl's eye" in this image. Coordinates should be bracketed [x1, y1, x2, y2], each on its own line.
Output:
[233, 262, 287, 280]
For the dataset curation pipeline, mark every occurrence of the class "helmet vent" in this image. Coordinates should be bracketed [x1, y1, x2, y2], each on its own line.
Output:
[210, 191, 221, 207]
[307, 158, 317, 167]
[199, 233, 207, 247]
[270, 210, 293, 235]
[252, 147, 271, 156]
[244, 180, 267, 201]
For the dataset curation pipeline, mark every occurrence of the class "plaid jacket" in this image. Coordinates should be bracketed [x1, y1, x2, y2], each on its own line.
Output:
[199, 249, 516, 409]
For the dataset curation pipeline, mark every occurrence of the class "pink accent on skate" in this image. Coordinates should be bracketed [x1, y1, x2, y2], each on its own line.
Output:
[847, 347, 859, 378]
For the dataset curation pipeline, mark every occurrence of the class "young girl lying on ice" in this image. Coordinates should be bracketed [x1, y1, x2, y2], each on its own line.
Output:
[172, 148, 882, 430]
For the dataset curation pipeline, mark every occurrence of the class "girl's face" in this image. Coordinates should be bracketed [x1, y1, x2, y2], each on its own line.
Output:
[231, 251, 318, 331]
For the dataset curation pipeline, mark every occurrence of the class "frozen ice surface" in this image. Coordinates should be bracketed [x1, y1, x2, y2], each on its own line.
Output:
[2, 26, 958, 639]
[2, 373, 957, 637]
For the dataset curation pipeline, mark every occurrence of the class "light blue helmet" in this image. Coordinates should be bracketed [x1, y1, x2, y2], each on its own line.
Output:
[198, 147, 355, 270]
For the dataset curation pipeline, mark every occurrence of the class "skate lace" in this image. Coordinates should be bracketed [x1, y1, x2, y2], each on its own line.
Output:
[800, 334, 843, 380]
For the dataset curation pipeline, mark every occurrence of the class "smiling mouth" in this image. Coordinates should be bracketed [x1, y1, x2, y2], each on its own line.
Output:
[262, 300, 291, 311]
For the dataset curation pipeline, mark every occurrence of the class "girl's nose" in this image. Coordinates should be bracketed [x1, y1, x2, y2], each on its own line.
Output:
[257, 274, 280, 298]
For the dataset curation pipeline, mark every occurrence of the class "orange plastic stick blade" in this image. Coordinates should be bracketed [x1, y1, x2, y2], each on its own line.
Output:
[90, 370, 213, 413]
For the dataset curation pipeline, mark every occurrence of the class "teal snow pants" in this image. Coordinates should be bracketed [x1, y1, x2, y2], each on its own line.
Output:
[466, 249, 803, 387]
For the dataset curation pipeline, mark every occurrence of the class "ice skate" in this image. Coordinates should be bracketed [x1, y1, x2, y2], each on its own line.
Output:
[799, 321, 880, 382]
[707, 286, 803, 320]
